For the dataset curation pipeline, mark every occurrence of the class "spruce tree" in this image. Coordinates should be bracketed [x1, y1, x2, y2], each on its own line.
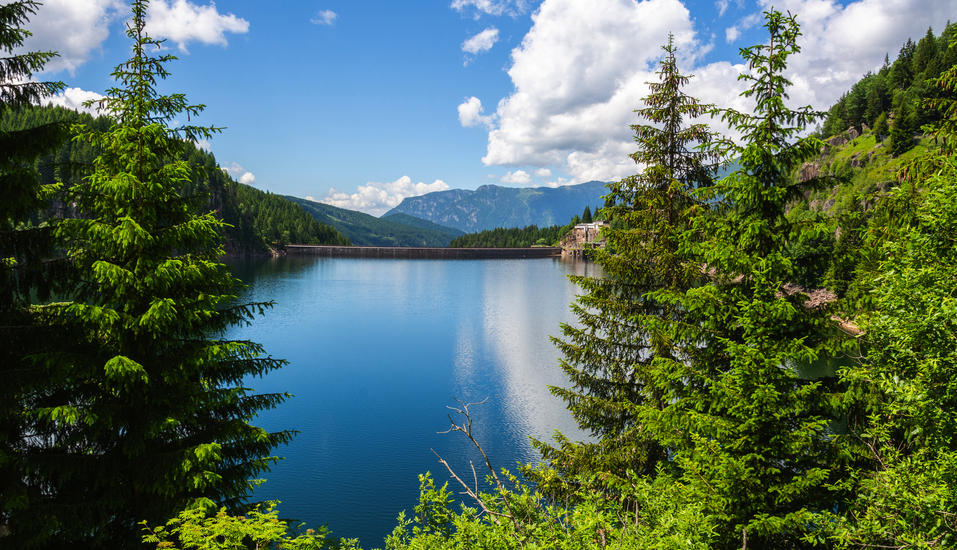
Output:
[669, 11, 850, 547]
[6, 2, 294, 547]
[0, 0, 69, 309]
[889, 94, 914, 156]
[580, 205, 592, 223]
[536, 35, 717, 487]
[873, 111, 889, 142]
[0, 0, 72, 541]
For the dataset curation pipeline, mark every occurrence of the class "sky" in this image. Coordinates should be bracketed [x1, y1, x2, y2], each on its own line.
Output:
[21, 0, 957, 216]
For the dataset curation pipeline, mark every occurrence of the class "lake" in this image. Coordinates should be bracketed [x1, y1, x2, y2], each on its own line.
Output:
[224, 255, 599, 546]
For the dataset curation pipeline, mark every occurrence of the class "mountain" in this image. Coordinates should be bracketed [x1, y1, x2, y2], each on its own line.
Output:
[383, 181, 609, 233]
[379, 212, 465, 238]
[284, 196, 462, 247]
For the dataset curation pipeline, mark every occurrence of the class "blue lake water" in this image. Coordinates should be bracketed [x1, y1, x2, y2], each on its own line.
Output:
[224, 256, 598, 547]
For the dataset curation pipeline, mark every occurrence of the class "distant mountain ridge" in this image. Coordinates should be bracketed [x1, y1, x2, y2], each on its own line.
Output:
[285, 196, 463, 247]
[383, 181, 609, 233]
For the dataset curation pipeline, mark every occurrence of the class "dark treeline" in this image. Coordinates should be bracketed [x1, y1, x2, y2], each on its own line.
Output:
[449, 204, 610, 248]
[448, 223, 570, 247]
[816, 22, 957, 150]
[0, 104, 350, 252]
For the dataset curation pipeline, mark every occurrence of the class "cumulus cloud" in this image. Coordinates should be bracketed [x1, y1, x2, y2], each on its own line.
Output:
[451, 0, 532, 17]
[16, 0, 125, 76]
[500, 170, 531, 184]
[20, 0, 247, 74]
[44, 87, 105, 115]
[462, 27, 499, 54]
[321, 176, 450, 216]
[222, 162, 255, 185]
[756, 0, 954, 106]
[145, 0, 250, 52]
[194, 139, 211, 152]
[535, 168, 551, 177]
[458, 96, 494, 128]
[725, 26, 739, 43]
[478, 0, 698, 182]
[311, 10, 338, 25]
[466, 0, 953, 184]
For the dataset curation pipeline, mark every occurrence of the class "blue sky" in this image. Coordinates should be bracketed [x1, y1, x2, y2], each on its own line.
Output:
[25, 0, 955, 215]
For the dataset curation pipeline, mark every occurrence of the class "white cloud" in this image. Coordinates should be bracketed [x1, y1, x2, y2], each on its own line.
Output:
[458, 96, 494, 128]
[311, 10, 338, 25]
[467, 0, 953, 184]
[451, 0, 531, 17]
[479, 0, 699, 182]
[223, 162, 244, 175]
[500, 170, 531, 184]
[535, 168, 551, 177]
[16, 0, 125, 76]
[44, 87, 105, 115]
[320, 176, 451, 216]
[20, 0, 247, 74]
[716, 0, 744, 17]
[194, 139, 211, 152]
[305, 195, 316, 201]
[756, 0, 954, 108]
[222, 162, 255, 185]
[725, 26, 740, 43]
[725, 12, 760, 43]
[145, 0, 249, 52]
[462, 27, 499, 54]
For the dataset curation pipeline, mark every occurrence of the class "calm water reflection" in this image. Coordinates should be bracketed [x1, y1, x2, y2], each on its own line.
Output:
[225, 256, 598, 546]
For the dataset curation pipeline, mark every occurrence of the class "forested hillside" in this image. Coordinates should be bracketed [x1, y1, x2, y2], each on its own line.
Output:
[0, 104, 350, 252]
[448, 205, 607, 247]
[285, 196, 461, 247]
[815, 23, 957, 149]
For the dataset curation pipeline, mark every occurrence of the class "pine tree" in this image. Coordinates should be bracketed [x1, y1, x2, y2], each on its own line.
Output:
[668, 11, 851, 547]
[535, 35, 717, 488]
[6, 2, 294, 547]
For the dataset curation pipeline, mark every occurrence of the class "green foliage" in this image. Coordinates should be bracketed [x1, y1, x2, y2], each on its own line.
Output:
[0, 0, 69, 309]
[580, 205, 592, 223]
[0, 0, 74, 543]
[449, 223, 569, 248]
[4, 3, 294, 547]
[662, 13, 853, 546]
[873, 111, 889, 140]
[818, 23, 957, 141]
[384, 471, 715, 550]
[833, 61, 957, 546]
[535, 34, 718, 489]
[890, 94, 915, 156]
[142, 502, 358, 550]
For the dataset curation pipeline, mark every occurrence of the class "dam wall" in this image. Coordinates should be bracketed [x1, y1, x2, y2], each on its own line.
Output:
[286, 245, 562, 259]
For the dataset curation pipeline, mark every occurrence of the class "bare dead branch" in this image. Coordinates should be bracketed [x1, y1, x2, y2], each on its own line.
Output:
[435, 396, 524, 539]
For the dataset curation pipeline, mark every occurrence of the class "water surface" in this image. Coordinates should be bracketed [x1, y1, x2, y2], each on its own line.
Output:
[225, 256, 598, 546]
